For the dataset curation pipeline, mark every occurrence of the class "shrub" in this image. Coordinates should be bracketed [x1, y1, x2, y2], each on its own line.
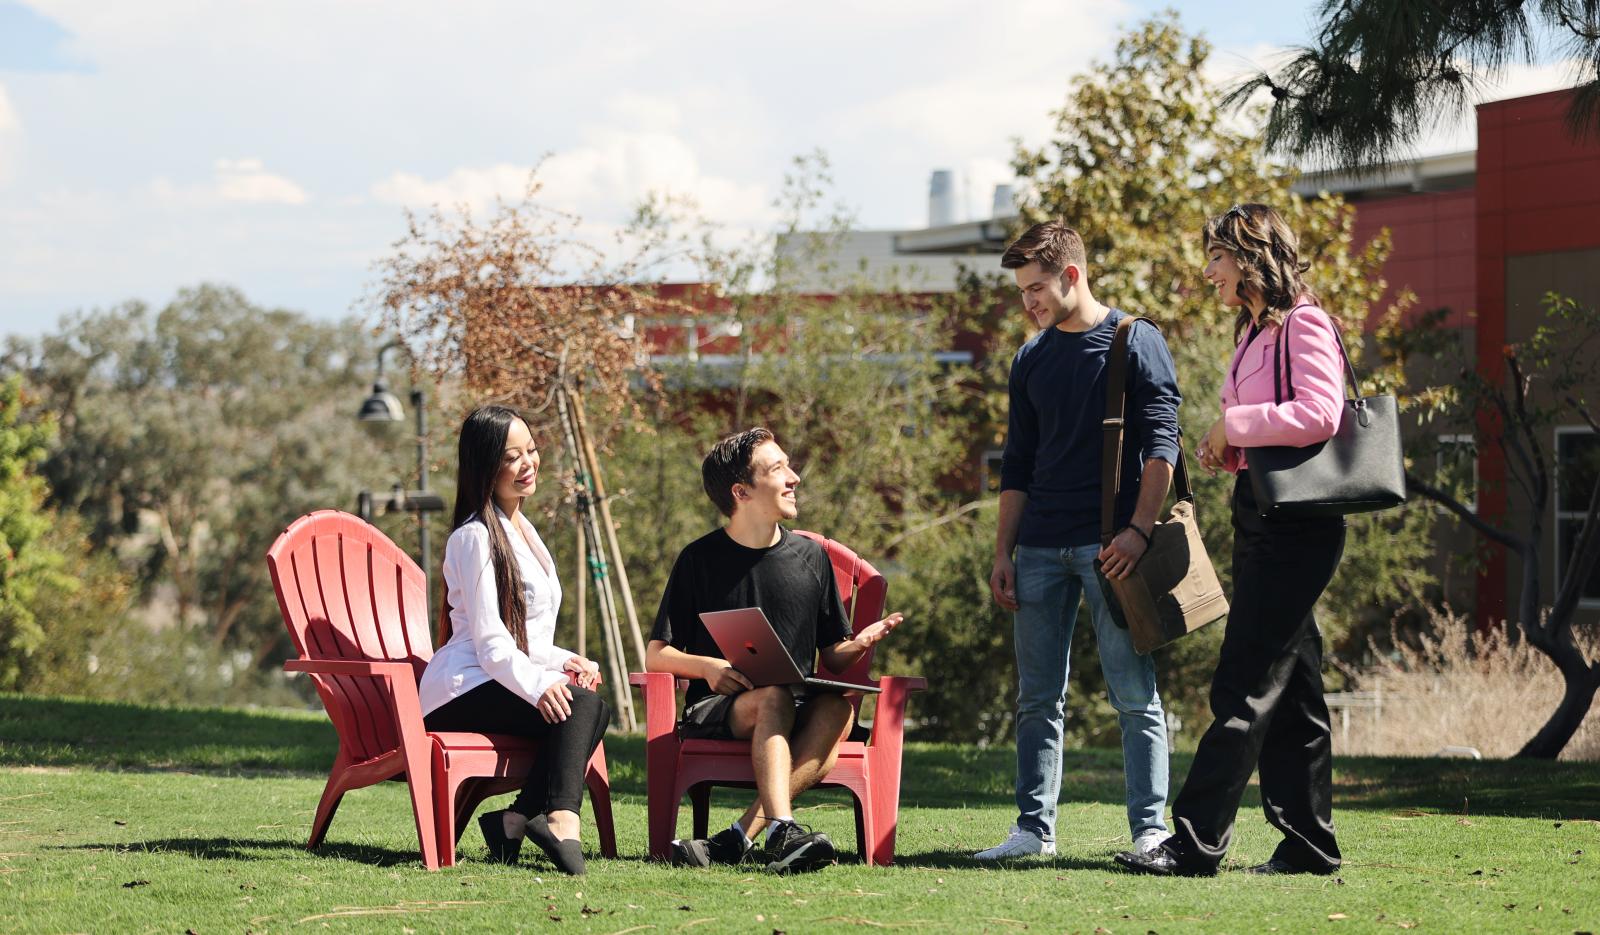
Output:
[1337, 609, 1599, 761]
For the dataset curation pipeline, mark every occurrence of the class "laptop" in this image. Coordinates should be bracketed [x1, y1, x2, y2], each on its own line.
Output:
[699, 607, 881, 694]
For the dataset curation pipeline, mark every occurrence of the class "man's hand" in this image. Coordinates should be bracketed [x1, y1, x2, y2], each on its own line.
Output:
[989, 554, 1019, 611]
[703, 658, 755, 696]
[852, 612, 904, 649]
[562, 655, 602, 690]
[1097, 526, 1149, 580]
[536, 680, 574, 723]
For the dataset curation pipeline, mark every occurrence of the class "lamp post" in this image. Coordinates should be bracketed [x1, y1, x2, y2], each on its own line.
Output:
[357, 341, 444, 615]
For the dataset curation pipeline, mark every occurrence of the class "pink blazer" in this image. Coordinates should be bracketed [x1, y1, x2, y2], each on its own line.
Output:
[1219, 302, 1346, 473]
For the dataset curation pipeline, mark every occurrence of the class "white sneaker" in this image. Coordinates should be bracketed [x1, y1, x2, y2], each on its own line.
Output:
[1133, 830, 1168, 856]
[974, 825, 1056, 860]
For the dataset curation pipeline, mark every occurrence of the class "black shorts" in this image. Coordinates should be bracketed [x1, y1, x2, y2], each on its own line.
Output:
[678, 686, 851, 741]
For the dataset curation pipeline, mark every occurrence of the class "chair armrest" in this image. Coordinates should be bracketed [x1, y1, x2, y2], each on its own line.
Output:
[628, 672, 682, 741]
[284, 658, 416, 678]
[866, 675, 925, 747]
[283, 657, 430, 750]
[878, 675, 927, 693]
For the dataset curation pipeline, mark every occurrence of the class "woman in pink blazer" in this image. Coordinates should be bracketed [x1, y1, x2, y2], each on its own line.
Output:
[1117, 203, 1346, 878]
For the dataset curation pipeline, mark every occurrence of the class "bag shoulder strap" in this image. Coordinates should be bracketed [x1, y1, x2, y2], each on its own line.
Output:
[1271, 303, 1362, 405]
[1101, 315, 1194, 545]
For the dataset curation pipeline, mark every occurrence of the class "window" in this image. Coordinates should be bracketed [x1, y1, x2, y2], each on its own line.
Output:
[1435, 434, 1478, 513]
[980, 449, 1005, 494]
[1554, 427, 1600, 606]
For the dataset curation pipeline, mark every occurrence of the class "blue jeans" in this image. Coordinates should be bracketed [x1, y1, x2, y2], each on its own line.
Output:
[1012, 543, 1169, 842]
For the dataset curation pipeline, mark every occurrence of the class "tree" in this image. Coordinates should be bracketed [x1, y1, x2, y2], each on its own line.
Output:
[371, 176, 656, 445]
[0, 378, 71, 688]
[1230, 0, 1600, 167]
[4, 286, 418, 702]
[1007, 13, 1441, 736]
[1407, 294, 1600, 758]
[7, 508, 137, 699]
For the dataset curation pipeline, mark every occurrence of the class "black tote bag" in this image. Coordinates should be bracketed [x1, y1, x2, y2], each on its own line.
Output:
[1245, 308, 1406, 519]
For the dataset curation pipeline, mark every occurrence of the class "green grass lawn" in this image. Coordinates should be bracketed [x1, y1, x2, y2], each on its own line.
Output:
[2, 693, 1597, 934]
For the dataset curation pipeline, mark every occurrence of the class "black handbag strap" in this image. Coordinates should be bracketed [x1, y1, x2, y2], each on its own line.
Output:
[1271, 304, 1363, 406]
[1102, 315, 1193, 546]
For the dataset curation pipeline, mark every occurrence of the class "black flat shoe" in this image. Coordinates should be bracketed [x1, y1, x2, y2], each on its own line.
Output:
[526, 813, 586, 876]
[478, 809, 524, 865]
[1113, 847, 1215, 877]
[1244, 857, 1338, 875]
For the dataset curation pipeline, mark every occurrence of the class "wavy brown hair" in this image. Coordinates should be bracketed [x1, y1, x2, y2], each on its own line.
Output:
[1203, 203, 1321, 343]
[436, 405, 529, 652]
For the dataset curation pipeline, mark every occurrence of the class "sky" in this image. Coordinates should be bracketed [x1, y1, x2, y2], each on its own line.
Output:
[0, 0, 1585, 339]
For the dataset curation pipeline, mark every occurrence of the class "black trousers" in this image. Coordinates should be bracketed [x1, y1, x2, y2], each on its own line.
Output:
[1166, 473, 1345, 874]
[424, 679, 610, 817]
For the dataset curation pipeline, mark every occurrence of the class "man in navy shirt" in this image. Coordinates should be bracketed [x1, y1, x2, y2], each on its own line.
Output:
[977, 221, 1179, 861]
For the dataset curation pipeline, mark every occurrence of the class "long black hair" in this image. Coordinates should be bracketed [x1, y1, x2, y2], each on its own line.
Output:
[436, 405, 529, 651]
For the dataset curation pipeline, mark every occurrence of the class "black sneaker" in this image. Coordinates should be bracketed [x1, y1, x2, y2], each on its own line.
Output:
[763, 820, 836, 874]
[670, 826, 755, 868]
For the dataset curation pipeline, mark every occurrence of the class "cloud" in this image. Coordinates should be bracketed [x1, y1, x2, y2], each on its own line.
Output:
[213, 158, 309, 204]
[371, 126, 772, 230]
[0, 1, 93, 73]
[148, 158, 309, 207]
[370, 163, 533, 215]
[0, 83, 19, 187]
[0, 83, 17, 133]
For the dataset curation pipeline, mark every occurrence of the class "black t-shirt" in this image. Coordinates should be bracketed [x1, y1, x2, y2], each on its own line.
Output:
[650, 526, 853, 707]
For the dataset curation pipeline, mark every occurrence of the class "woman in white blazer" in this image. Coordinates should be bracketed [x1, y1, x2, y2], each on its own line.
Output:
[419, 405, 608, 875]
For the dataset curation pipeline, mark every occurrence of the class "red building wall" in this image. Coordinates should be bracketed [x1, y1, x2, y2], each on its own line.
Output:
[1351, 189, 1476, 330]
[1474, 88, 1600, 626]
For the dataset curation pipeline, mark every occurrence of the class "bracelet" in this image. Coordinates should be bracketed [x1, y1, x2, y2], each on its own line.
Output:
[1122, 524, 1152, 548]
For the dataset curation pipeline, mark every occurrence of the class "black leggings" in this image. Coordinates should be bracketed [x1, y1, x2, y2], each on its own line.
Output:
[424, 679, 610, 817]
[1166, 472, 1346, 874]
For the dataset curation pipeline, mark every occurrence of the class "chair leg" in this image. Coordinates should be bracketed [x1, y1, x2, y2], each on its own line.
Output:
[401, 737, 441, 870]
[649, 782, 683, 862]
[585, 743, 617, 859]
[690, 783, 712, 839]
[306, 753, 355, 850]
[438, 775, 485, 869]
[856, 782, 880, 867]
[452, 778, 487, 846]
[852, 793, 868, 864]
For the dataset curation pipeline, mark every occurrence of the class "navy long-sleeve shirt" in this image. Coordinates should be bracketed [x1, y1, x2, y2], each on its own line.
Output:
[1000, 309, 1182, 549]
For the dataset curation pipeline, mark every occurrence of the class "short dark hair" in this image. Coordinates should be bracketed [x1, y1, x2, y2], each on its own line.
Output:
[1000, 220, 1087, 275]
[702, 427, 775, 517]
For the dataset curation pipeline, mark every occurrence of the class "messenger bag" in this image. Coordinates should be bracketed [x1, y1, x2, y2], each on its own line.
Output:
[1096, 316, 1229, 654]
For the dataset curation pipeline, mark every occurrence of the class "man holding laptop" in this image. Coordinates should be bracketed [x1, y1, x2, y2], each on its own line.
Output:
[645, 427, 904, 874]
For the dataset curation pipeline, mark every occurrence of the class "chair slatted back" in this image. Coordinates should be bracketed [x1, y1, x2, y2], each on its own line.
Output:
[267, 510, 433, 763]
[794, 530, 886, 686]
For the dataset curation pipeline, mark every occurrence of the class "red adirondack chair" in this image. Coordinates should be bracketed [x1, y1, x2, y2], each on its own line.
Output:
[267, 510, 616, 870]
[628, 530, 926, 866]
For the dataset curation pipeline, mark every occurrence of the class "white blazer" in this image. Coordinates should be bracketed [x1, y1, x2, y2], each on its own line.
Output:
[419, 506, 575, 717]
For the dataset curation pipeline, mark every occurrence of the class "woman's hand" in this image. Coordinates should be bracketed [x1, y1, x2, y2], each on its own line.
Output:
[537, 680, 575, 723]
[562, 655, 602, 690]
[1196, 416, 1230, 476]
